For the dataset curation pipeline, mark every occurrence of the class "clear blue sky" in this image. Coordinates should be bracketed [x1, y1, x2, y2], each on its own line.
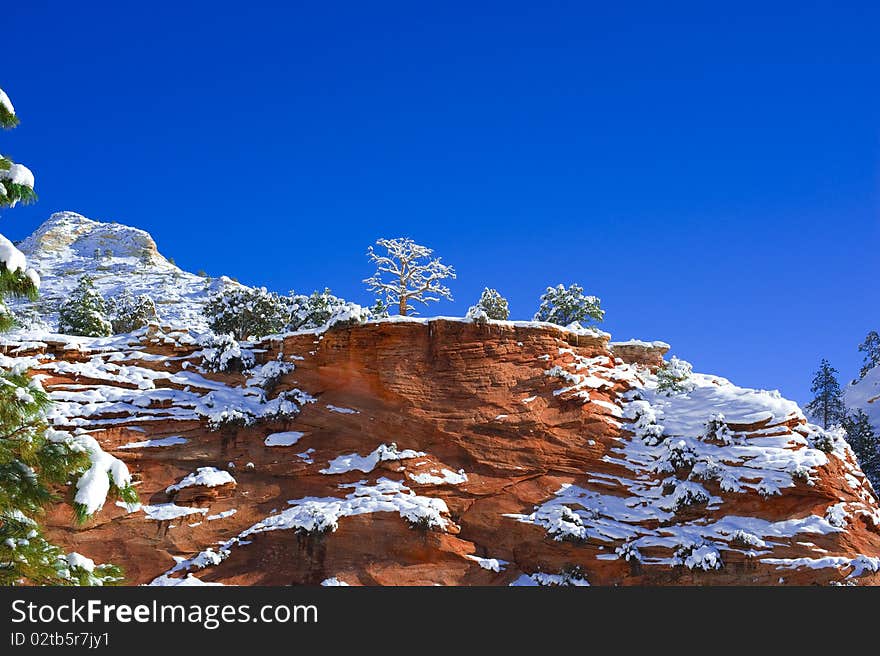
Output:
[2, 1, 878, 404]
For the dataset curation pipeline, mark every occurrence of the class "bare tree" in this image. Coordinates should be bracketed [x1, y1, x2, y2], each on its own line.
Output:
[364, 237, 455, 316]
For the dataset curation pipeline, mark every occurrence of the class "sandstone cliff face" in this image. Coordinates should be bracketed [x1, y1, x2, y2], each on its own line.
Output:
[4, 319, 880, 586]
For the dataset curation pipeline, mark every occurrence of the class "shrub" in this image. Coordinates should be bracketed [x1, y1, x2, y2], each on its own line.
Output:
[701, 413, 733, 445]
[106, 289, 158, 333]
[533, 284, 603, 326]
[199, 334, 255, 373]
[285, 288, 353, 331]
[467, 287, 510, 321]
[203, 287, 289, 340]
[672, 542, 723, 570]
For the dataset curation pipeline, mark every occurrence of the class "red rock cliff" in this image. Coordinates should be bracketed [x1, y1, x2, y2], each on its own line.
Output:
[6, 319, 880, 586]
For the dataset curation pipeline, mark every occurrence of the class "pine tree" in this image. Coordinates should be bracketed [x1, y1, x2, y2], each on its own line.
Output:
[859, 331, 880, 380]
[533, 284, 604, 326]
[0, 88, 36, 209]
[468, 288, 510, 321]
[804, 359, 846, 429]
[0, 87, 131, 584]
[58, 276, 112, 337]
[842, 410, 880, 487]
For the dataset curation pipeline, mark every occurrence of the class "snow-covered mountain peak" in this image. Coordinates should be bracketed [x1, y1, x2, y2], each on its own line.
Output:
[847, 366, 880, 433]
[19, 211, 162, 262]
[12, 211, 243, 331]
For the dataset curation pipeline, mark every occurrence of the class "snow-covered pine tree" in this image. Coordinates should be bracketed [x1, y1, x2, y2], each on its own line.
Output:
[533, 283, 604, 326]
[0, 88, 36, 209]
[364, 238, 455, 316]
[369, 298, 390, 319]
[858, 331, 880, 380]
[467, 287, 510, 321]
[0, 87, 131, 584]
[107, 289, 158, 334]
[203, 286, 289, 340]
[804, 359, 845, 429]
[842, 409, 880, 487]
[656, 356, 695, 395]
[58, 275, 112, 337]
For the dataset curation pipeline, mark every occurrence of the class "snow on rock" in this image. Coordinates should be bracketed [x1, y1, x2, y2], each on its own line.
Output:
[510, 571, 590, 586]
[326, 404, 359, 414]
[119, 436, 188, 449]
[150, 573, 224, 586]
[166, 467, 236, 493]
[142, 504, 210, 522]
[408, 468, 468, 485]
[321, 577, 350, 586]
[264, 431, 305, 447]
[320, 444, 425, 475]
[465, 555, 508, 572]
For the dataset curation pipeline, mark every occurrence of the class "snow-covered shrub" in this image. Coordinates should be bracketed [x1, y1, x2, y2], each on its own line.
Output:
[728, 530, 764, 550]
[465, 305, 489, 324]
[260, 389, 313, 421]
[661, 479, 710, 512]
[324, 302, 370, 329]
[656, 356, 695, 395]
[368, 298, 390, 319]
[808, 425, 841, 453]
[106, 289, 158, 334]
[701, 413, 734, 445]
[402, 500, 449, 531]
[57, 275, 112, 337]
[533, 283, 604, 326]
[293, 503, 339, 537]
[246, 356, 294, 392]
[203, 286, 289, 340]
[205, 408, 253, 433]
[199, 334, 255, 373]
[655, 439, 696, 474]
[790, 464, 816, 486]
[616, 541, 642, 563]
[825, 503, 849, 529]
[557, 564, 590, 585]
[467, 287, 510, 321]
[284, 288, 353, 331]
[672, 543, 723, 570]
[538, 505, 590, 543]
[689, 456, 723, 482]
[624, 400, 665, 445]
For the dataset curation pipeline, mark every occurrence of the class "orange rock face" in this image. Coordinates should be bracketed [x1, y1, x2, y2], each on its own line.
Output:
[7, 319, 880, 586]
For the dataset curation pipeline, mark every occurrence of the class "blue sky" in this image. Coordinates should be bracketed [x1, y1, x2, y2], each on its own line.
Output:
[2, 1, 878, 404]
